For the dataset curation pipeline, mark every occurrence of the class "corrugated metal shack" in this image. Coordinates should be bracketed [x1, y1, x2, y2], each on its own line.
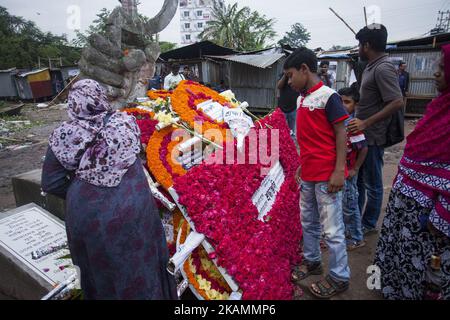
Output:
[387, 32, 450, 114]
[15, 68, 53, 100]
[208, 48, 287, 111]
[158, 41, 237, 86]
[0, 68, 19, 98]
[316, 48, 358, 91]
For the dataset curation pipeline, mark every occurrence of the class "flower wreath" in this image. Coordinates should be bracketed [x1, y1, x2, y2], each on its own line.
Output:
[146, 127, 187, 190]
[123, 108, 158, 145]
[171, 80, 232, 144]
[147, 89, 172, 100]
[178, 219, 232, 300]
[174, 109, 302, 300]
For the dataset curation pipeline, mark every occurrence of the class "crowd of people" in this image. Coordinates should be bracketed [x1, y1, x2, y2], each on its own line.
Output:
[284, 25, 449, 300]
[40, 23, 449, 300]
[148, 63, 229, 92]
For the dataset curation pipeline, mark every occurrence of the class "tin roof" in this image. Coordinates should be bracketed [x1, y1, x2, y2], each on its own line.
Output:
[18, 68, 50, 78]
[0, 68, 17, 73]
[159, 41, 238, 61]
[206, 53, 285, 69]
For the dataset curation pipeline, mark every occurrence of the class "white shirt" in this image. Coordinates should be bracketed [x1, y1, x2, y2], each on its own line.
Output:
[163, 73, 185, 90]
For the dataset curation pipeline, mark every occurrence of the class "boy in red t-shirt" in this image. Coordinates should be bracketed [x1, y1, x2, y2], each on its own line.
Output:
[339, 86, 368, 251]
[285, 48, 350, 299]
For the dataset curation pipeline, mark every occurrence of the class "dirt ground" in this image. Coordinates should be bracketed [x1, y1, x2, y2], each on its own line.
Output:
[0, 104, 419, 300]
[0, 103, 68, 212]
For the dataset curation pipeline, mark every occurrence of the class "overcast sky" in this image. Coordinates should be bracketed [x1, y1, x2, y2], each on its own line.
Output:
[2, 0, 449, 49]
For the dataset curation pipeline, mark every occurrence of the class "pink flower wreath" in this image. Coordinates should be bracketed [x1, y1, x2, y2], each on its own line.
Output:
[174, 109, 303, 300]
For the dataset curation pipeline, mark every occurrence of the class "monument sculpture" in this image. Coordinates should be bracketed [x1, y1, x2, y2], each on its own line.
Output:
[78, 0, 179, 109]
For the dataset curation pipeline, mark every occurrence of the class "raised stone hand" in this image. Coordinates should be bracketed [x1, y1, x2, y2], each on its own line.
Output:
[78, 0, 179, 109]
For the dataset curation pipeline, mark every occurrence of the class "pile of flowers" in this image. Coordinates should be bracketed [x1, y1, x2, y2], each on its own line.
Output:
[123, 82, 303, 300]
[174, 109, 302, 300]
[146, 127, 187, 190]
[171, 80, 233, 144]
[147, 89, 172, 101]
[123, 107, 157, 145]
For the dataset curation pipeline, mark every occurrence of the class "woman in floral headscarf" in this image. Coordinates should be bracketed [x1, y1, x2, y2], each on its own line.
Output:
[374, 45, 450, 299]
[42, 79, 177, 300]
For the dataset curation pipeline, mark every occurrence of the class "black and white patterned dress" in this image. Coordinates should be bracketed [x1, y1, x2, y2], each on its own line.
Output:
[374, 188, 450, 300]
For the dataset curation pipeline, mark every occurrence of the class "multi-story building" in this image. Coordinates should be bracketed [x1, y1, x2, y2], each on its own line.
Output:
[179, 0, 224, 45]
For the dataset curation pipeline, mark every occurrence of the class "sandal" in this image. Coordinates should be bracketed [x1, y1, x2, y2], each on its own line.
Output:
[292, 261, 323, 282]
[309, 275, 349, 299]
[347, 240, 366, 251]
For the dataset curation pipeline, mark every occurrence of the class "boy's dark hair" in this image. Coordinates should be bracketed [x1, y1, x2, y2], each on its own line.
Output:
[338, 84, 360, 102]
[320, 60, 330, 67]
[284, 47, 318, 73]
[355, 24, 388, 52]
[399, 61, 406, 67]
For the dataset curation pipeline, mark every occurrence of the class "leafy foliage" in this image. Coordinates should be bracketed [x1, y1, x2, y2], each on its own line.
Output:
[0, 6, 81, 69]
[199, 2, 277, 51]
[278, 23, 310, 48]
[159, 41, 177, 53]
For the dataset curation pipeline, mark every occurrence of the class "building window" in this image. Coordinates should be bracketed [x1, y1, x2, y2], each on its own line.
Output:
[185, 23, 190, 29]
[198, 22, 203, 28]
[184, 11, 190, 17]
[180, 0, 187, 7]
[186, 34, 191, 40]
[199, 0, 205, 5]
[197, 10, 202, 17]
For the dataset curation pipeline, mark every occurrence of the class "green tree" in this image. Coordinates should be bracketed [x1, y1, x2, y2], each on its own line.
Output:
[199, 2, 276, 51]
[72, 8, 111, 48]
[328, 45, 354, 51]
[159, 41, 177, 53]
[278, 23, 310, 48]
[0, 6, 81, 69]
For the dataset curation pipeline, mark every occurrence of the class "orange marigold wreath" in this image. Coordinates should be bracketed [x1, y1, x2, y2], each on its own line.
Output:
[146, 127, 187, 190]
[171, 81, 233, 144]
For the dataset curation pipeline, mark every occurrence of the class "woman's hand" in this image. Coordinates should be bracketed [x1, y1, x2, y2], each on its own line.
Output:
[427, 221, 447, 239]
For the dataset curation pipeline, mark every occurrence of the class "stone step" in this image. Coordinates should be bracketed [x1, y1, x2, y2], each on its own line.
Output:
[12, 169, 66, 221]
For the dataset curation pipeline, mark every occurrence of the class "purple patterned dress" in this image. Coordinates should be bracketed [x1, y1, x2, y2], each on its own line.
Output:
[42, 148, 178, 300]
[42, 79, 177, 300]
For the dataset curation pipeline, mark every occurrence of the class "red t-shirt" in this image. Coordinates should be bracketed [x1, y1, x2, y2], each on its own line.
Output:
[296, 82, 349, 182]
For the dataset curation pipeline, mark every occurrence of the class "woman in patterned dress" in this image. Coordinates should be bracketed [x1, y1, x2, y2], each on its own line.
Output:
[374, 44, 450, 299]
[41, 79, 177, 300]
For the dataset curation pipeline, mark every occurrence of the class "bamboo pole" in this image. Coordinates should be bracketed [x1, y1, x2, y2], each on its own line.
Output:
[364, 7, 368, 26]
[329, 8, 357, 35]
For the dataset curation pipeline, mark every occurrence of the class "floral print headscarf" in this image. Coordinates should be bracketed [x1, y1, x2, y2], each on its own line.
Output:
[49, 79, 141, 187]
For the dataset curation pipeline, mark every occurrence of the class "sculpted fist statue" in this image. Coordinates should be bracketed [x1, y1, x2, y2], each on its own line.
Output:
[78, 0, 179, 109]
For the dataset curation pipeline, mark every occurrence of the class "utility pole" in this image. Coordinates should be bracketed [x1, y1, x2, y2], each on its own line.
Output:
[431, 10, 450, 35]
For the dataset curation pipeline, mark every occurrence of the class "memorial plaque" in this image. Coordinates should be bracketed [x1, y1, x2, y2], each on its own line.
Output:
[0, 204, 75, 299]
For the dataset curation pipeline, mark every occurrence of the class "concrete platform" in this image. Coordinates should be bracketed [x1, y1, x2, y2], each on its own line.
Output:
[12, 169, 66, 221]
